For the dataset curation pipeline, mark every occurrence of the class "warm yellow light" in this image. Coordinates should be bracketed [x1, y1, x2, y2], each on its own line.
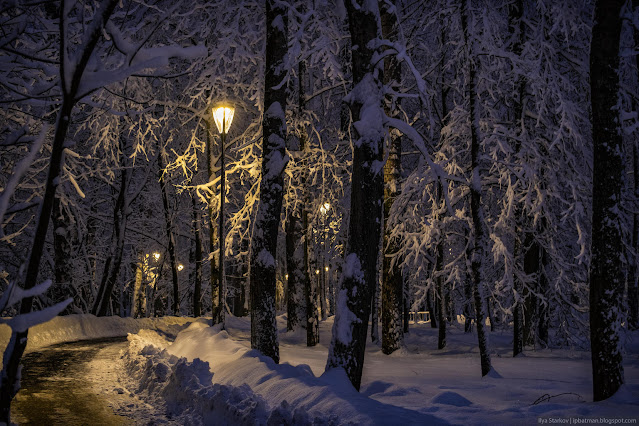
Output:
[153, 252, 160, 261]
[178, 264, 184, 271]
[320, 202, 331, 214]
[325, 266, 329, 272]
[315, 269, 320, 275]
[285, 274, 289, 280]
[212, 105, 235, 134]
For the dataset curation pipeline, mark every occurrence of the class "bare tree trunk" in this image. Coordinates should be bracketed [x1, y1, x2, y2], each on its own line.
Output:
[537, 245, 549, 347]
[630, 141, 639, 330]
[403, 282, 410, 334]
[157, 151, 180, 316]
[285, 211, 303, 330]
[371, 266, 379, 343]
[424, 286, 436, 328]
[436, 232, 446, 350]
[52, 197, 75, 313]
[326, 0, 384, 391]
[508, 0, 526, 358]
[589, 0, 625, 402]
[191, 192, 203, 317]
[380, 0, 403, 355]
[461, 0, 492, 377]
[249, 0, 288, 363]
[92, 136, 132, 317]
[630, 0, 639, 331]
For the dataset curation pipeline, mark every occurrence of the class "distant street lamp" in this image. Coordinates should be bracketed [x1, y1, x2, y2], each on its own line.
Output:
[212, 104, 235, 327]
[177, 264, 184, 272]
[153, 252, 161, 262]
[319, 202, 330, 215]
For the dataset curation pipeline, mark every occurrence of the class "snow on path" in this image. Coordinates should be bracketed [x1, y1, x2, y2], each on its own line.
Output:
[0, 314, 193, 358]
[3, 313, 637, 424]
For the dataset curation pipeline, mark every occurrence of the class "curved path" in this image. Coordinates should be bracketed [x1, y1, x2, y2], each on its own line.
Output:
[11, 337, 131, 425]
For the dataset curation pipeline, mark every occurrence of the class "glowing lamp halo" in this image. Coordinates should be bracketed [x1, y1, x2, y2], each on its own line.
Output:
[212, 105, 235, 134]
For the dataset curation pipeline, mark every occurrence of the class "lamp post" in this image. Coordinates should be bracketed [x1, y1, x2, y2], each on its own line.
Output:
[212, 104, 235, 327]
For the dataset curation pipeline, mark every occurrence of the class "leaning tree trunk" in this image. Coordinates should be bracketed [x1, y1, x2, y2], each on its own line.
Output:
[325, 0, 385, 391]
[249, 0, 288, 364]
[589, 0, 625, 402]
[0, 1, 119, 421]
[461, 0, 492, 377]
[381, 0, 404, 355]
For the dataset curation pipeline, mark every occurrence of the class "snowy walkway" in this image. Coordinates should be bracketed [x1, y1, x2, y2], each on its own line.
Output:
[3, 315, 638, 425]
[11, 337, 130, 425]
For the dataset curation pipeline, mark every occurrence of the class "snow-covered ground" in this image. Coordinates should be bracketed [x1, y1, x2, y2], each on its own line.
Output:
[2, 314, 638, 425]
[120, 315, 639, 425]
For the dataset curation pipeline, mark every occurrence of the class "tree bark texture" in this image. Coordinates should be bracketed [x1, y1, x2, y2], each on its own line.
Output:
[589, 0, 625, 402]
[158, 151, 180, 316]
[285, 210, 304, 331]
[325, 0, 384, 391]
[381, 1, 404, 355]
[461, 0, 492, 377]
[630, 141, 639, 330]
[508, 0, 526, 358]
[249, 0, 288, 364]
[630, 0, 639, 331]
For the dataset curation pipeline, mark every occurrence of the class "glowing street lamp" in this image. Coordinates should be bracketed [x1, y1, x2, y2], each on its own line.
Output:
[153, 252, 161, 262]
[212, 104, 235, 327]
[177, 264, 184, 272]
[213, 106, 234, 135]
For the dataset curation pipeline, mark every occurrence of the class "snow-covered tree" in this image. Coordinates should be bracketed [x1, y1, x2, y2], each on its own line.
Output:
[325, 0, 386, 391]
[249, 0, 289, 364]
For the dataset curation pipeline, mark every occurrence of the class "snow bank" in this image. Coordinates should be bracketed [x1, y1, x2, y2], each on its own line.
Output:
[121, 328, 314, 425]
[0, 314, 194, 355]
[120, 321, 446, 425]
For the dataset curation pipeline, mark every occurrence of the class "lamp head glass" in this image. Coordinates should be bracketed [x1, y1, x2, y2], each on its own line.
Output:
[213, 105, 235, 134]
